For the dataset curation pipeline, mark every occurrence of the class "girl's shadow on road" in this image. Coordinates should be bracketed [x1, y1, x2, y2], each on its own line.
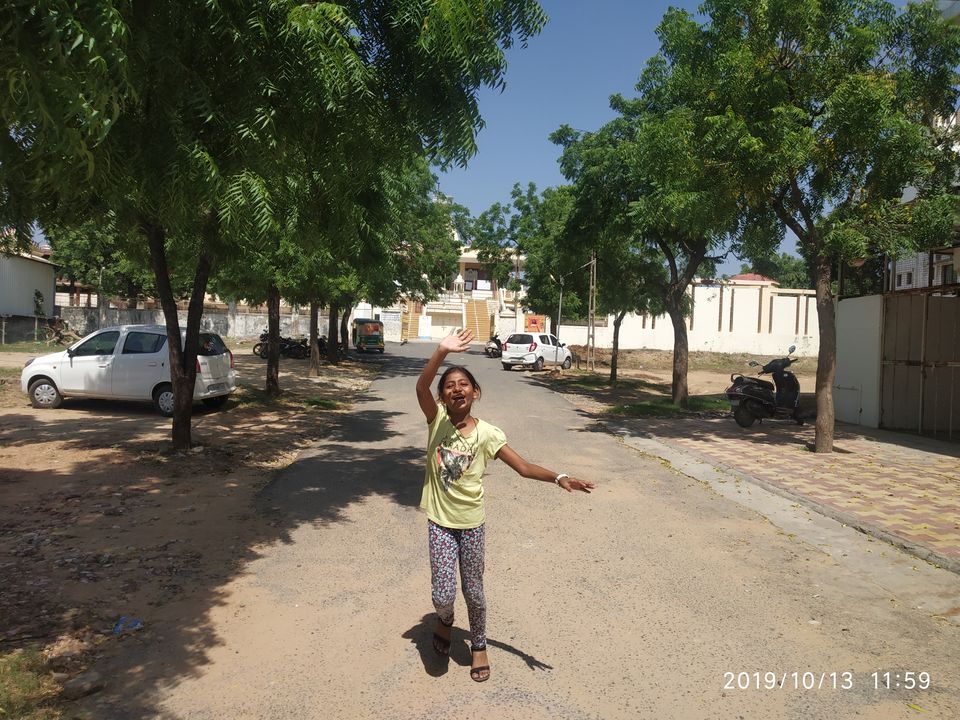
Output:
[402, 614, 553, 678]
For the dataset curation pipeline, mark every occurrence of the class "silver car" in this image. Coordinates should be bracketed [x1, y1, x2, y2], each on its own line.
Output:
[21, 325, 237, 416]
[501, 332, 572, 371]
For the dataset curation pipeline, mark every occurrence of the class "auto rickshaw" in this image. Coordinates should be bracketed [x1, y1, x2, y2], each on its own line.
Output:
[352, 318, 385, 353]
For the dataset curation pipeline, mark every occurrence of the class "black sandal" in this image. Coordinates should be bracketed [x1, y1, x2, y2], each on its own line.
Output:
[470, 645, 490, 682]
[432, 617, 453, 656]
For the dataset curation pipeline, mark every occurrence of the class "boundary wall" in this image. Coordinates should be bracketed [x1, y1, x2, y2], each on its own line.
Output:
[556, 283, 820, 357]
[58, 307, 317, 340]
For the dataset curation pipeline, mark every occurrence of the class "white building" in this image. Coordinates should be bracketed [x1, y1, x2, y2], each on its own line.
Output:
[557, 274, 819, 357]
[0, 252, 57, 317]
[361, 259, 821, 357]
[889, 244, 959, 292]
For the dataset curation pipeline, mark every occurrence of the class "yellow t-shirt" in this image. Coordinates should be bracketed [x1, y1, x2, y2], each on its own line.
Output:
[420, 403, 507, 529]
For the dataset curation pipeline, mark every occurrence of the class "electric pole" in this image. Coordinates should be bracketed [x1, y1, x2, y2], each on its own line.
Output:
[587, 251, 597, 372]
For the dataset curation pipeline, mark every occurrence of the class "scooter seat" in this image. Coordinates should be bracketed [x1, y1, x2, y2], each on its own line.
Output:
[744, 377, 774, 390]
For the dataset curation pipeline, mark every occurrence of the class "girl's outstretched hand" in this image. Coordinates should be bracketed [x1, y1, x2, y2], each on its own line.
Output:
[559, 477, 595, 493]
[439, 328, 474, 354]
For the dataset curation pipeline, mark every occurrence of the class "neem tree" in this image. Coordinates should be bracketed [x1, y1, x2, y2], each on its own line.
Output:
[473, 183, 585, 327]
[5, 0, 547, 449]
[553, 106, 738, 404]
[0, 2, 129, 251]
[650, 0, 960, 451]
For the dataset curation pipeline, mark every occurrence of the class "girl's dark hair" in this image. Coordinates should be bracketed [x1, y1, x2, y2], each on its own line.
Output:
[437, 365, 481, 399]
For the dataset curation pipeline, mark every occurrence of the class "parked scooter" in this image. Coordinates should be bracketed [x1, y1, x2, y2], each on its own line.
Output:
[725, 345, 803, 427]
[484, 333, 502, 358]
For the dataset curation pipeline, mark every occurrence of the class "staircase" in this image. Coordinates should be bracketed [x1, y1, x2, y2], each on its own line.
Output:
[465, 299, 492, 342]
[400, 301, 420, 340]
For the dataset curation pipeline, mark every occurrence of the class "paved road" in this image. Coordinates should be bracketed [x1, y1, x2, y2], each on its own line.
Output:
[144, 343, 958, 719]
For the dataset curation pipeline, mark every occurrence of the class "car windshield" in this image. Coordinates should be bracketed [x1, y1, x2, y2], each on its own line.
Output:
[198, 333, 228, 356]
[506, 334, 532, 344]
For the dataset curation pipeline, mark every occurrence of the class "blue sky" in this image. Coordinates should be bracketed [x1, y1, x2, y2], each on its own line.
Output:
[436, 0, 782, 275]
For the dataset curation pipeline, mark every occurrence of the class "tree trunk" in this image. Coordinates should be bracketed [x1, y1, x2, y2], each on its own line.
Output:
[610, 309, 627, 384]
[145, 220, 212, 450]
[339, 300, 351, 351]
[308, 299, 320, 377]
[266, 284, 281, 396]
[812, 254, 836, 452]
[665, 297, 689, 408]
[327, 303, 339, 364]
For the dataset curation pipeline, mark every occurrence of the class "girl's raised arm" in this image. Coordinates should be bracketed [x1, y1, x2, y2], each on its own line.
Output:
[495, 445, 595, 493]
[415, 329, 474, 422]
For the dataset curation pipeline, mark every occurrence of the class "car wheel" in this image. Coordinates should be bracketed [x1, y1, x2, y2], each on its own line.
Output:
[533, 357, 544, 371]
[561, 356, 572, 370]
[501, 363, 511, 371]
[29, 378, 63, 409]
[153, 384, 175, 417]
[733, 405, 755, 428]
[378, 348, 384, 353]
[203, 395, 228, 409]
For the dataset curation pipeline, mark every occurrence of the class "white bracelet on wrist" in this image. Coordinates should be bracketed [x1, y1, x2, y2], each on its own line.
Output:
[554, 473, 569, 486]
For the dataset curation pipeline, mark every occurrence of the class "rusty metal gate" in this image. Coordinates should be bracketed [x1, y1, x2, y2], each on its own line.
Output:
[881, 289, 960, 440]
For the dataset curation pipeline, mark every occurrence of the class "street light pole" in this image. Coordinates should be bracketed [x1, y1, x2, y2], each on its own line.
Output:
[549, 258, 593, 369]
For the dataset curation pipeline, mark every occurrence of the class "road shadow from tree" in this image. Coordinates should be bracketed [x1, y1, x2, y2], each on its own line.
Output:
[256, 400, 421, 528]
[1, 343, 700, 720]
[0, 356, 433, 719]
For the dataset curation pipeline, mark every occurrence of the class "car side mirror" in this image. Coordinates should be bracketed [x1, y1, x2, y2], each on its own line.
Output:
[561, 343, 566, 347]
[66, 347, 75, 358]
[788, 344, 796, 354]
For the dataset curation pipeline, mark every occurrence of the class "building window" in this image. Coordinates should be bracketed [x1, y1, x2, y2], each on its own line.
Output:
[896, 273, 903, 287]
[943, 264, 957, 285]
[905, 271, 913, 285]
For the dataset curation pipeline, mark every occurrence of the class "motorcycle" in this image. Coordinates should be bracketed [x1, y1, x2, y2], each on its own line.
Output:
[725, 345, 803, 428]
[484, 333, 502, 358]
[254, 329, 309, 359]
[316, 335, 347, 358]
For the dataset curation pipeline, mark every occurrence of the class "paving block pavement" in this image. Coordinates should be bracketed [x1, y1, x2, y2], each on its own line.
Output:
[611, 416, 960, 573]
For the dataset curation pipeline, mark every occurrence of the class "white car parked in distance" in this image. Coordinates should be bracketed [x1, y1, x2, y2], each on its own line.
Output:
[21, 325, 237, 416]
[501, 332, 572, 371]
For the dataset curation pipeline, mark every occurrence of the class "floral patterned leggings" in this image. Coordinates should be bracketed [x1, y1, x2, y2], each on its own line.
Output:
[428, 520, 486, 650]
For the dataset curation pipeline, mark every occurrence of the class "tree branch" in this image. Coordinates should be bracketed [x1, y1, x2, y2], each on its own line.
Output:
[653, 233, 679, 285]
[789, 174, 816, 236]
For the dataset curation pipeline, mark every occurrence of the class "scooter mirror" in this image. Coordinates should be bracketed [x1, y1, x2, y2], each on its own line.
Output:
[748, 360, 759, 367]
[788, 344, 796, 354]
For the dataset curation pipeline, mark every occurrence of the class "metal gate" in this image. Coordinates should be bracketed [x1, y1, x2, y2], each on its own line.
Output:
[881, 289, 960, 440]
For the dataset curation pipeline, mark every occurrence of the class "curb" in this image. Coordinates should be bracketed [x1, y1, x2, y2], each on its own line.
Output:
[601, 418, 960, 577]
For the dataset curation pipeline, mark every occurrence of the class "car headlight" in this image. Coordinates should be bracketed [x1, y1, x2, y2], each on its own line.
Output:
[23, 358, 34, 368]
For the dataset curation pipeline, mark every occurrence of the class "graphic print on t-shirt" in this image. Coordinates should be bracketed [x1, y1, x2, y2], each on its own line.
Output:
[436, 432, 476, 492]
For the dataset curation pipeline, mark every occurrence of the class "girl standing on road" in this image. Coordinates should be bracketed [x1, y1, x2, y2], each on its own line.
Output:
[416, 328, 594, 682]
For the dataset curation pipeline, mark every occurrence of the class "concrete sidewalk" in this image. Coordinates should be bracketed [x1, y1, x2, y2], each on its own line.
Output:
[604, 416, 960, 574]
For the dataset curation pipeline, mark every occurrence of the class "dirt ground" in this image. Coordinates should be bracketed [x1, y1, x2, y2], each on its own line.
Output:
[0, 343, 812, 715]
[0, 347, 375, 696]
[557, 346, 816, 413]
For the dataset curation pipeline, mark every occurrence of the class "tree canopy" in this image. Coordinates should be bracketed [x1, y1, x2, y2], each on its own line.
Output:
[5, 0, 547, 448]
[646, 0, 960, 450]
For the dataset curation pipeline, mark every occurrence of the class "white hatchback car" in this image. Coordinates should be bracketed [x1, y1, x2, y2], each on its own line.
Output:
[21, 325, 237, 416]
[501, 332, 572, 371]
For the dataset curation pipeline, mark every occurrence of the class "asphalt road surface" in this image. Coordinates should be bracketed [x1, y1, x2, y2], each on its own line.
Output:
[145, 342, 959, 719]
